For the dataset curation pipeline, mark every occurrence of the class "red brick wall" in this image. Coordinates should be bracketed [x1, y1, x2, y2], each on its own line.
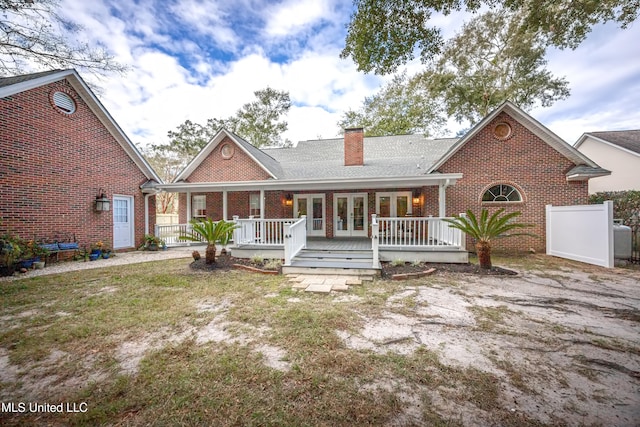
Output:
[187, 136, 272, 182]
[0, 80, 151, 250]
[437, 112, 588, 252]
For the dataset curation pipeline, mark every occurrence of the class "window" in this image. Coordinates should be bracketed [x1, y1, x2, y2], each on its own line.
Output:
[192, 195, 206, 217]
[376, 192, 412, 217]
[249, 193, 261, 217]
[482, 184, 522, 202]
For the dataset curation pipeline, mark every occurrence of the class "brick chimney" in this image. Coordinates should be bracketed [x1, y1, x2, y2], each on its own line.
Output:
[344, 127, 364, 166]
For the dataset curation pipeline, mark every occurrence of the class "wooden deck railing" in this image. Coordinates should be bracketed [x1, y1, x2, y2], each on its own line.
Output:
[376, 216, 465, 247]
[232, 217, 298, 246]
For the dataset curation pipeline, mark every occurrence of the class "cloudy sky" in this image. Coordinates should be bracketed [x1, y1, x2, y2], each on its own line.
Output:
[53, 0, 639, 147]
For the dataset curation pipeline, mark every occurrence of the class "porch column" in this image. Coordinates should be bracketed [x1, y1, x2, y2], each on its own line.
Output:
[186, 191, 192, 221]
[260, 189, 265, 219]
[223, 190, 228, 220]
[438, 179, 450, 217]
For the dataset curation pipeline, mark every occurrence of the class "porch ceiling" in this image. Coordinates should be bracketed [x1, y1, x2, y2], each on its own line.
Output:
[152, 174, 462, 193]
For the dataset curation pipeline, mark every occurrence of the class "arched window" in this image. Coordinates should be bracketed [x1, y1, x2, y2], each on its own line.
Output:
[482, 184, 522, 202]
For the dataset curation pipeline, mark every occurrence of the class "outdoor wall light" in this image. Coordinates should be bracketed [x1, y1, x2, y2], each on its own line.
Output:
[95, 188, 110, 212]
[284, 193, 293, 207]
[412, 190, 420, 205]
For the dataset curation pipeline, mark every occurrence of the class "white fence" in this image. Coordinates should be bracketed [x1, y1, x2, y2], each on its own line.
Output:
[156, 214, 180, 225]
[155, 223, 199, 245]
[377, 216, 465, 247]
[546, 201, 614, 268]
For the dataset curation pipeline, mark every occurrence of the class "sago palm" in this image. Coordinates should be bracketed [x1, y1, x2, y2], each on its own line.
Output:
[179, 219, 238, 264]
[443, 209, 534, 269]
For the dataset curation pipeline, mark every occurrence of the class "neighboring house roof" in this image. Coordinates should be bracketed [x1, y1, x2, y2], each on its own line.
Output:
[428, 101, 609, 180]
[0, 69, 162, 186]
[574, 130, 640, 157]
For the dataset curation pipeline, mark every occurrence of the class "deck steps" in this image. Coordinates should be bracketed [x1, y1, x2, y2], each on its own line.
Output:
[282, 249, 380, 276]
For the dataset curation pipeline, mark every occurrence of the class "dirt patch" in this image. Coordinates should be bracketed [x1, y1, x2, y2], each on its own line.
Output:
[338, 266, 640, 426]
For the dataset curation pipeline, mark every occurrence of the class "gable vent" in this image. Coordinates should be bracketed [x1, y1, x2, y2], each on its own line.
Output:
[52, 91, 76, 114]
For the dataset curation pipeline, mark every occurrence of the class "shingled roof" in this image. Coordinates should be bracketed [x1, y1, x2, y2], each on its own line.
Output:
[263, 135, 458, 179]
[0, 69, 64, 89]
[584, 130, 640, 155]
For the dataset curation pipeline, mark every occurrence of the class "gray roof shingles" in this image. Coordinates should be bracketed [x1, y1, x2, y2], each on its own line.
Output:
[589, 130, 640, 155]
[0, 69, 65, 89]
[263, 135, 458, 179]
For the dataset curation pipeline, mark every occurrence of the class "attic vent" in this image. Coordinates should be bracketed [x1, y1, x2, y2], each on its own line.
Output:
[52, 91, 76, 114]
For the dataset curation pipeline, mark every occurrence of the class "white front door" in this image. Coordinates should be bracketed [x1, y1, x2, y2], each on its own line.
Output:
[294, 194, 326, 236]
[113, 195, 134, 249]
[334, 193, 368, 237]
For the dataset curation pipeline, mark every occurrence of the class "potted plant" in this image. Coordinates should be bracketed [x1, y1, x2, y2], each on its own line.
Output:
[102, 247, 112, 258]
[0, 236, 22, 276]
[91, 240, 104, 257]
[143, 234, 163, 251]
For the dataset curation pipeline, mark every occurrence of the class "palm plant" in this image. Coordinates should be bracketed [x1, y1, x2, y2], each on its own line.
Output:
[179, 219, 238, 264]
[443, 208, 535, 269]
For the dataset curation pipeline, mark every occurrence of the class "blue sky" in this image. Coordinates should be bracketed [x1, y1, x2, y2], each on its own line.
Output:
[55, 0, 640, 147]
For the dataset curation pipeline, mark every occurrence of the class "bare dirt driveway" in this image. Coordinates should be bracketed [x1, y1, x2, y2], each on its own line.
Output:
[0, 255, 638, 426]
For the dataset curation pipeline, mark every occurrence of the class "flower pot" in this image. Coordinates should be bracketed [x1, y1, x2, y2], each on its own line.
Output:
[148, 243, 159, 251]
[91, 249, 102, 256]
[102, 252, 110, 259]
[20, 259, 35, 269]
[34, 261, 46, 269]
[89, 253, 100, 261]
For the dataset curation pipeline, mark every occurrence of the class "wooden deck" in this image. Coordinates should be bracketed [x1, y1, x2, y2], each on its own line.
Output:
[306, 237, 371, 251]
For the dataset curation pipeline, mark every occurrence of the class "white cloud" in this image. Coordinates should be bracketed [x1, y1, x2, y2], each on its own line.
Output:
[264, 0, 333, 37]
[53, 0, 640, 151]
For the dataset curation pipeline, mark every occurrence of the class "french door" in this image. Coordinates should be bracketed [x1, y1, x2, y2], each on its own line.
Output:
[334, 193, 368, 237]
[294, 194, 326, 236]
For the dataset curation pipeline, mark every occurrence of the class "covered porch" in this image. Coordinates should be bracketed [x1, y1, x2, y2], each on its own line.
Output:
[156, 214, 468, 273]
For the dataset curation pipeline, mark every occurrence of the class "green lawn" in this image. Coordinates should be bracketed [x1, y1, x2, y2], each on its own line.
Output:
[1, 256, 638, 426]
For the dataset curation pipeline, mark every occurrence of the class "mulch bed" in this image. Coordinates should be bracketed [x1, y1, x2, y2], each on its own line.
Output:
[380, 262, 517, 279]
[189, 254, 516, 278]
[189, 254, 281, 274]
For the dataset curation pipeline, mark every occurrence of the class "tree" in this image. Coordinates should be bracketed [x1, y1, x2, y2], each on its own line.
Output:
[235, 87, 291, 148]
[443, 209, 534, 269]
[338, 71, 446, 137]
[428, 10, 570, 124]
[342, 0, 639, 74]
[0, 0, 126, 76]
[140, 146, 185, 214]
[179, 219, 238, 264]
[161, 87, 290, 157]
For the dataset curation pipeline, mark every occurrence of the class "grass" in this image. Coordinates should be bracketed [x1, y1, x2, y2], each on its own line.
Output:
[0, 255, 635, 426]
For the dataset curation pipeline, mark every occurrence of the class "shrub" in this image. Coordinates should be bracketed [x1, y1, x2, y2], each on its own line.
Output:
[589, 190, 640, 226]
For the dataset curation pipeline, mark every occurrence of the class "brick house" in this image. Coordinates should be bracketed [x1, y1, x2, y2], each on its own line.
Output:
[156, 101, 608, 266]
[0, 69, 161, 252]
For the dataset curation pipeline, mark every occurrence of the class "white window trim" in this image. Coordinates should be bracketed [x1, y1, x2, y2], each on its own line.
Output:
[481, 184, 523, 203]
[376, 191, 412, 217]
[293, 193, 326, 236]
[192, 195, 207, 217]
